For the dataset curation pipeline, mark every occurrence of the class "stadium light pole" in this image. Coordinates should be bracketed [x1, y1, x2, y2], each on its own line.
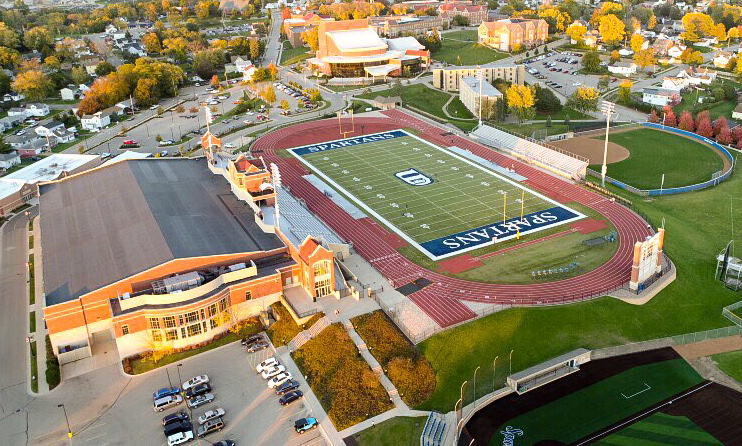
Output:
[600, 100, 616, 187]
[508, 349, 514, 379]
[477, 66, 484, 127]
[473, 366, 480, 408]
[492, 356, 498, 392]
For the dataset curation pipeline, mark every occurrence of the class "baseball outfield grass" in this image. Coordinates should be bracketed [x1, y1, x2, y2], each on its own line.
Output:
[588, 128, 724, 190]
[597, 412, 721, 445]
[711, 350, 742, 384]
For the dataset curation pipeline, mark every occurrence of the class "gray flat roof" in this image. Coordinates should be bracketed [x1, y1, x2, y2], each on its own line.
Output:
[510, 348, 590, 381]
[40, 158, 284, 306]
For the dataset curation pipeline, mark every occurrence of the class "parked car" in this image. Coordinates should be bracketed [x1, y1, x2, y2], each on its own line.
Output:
[213, 441, 235, 446]
[162, 411, 189, 426]
[224, 143, 236, 149]
[167, 430, 194, 446]
[247, 341, 269, 353]
[279, 390, 303, 406]
[159, 139, 175, 146]
[185, 382, 212, 399]
[294, 417, 318, 434]
[187, 393, 215, 409]
[150, 104, 159, 110]
[275, 379, 300, 395]
[198, 408, 225, 425]
[197, 417, 224, 437]
[256, 357, 278, 373]
[242, 334, 263, 346]
[262, 365, 286, 379]
[154, 387, 181, 400]
[164, 420, 192, 437]
[267, 372, 292, 389]
[123, 139, 138, 145]
[159, 150, 168, 157]
[154, 395, 183, 412]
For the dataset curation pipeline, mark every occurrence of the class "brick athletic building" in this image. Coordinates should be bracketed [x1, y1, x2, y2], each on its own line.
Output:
[40, 132, 341, 361]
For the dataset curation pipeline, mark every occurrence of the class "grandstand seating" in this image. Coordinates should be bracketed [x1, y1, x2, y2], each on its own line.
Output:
[421, 412, 447, 446]
[471, 125, 588, 180]
[278, 189, 345, 246]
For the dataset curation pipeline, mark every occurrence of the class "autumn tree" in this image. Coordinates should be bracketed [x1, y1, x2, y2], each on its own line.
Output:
[280, 99, 289, 110]
[261, 85, 276, 104]
[302, 27, 319, 52]
[714, 116, 728, 136]
[267, 62, 278, 80]
[0, 23, 19, 48]
[565, 22, 587, 43]
[648, 109, 660, 123]
[681, 12, 714, 43]
[648, 15, 657, 30]
[134, 77, 159, 106]
[617, 80, 632, 103]
[73, 68, 90, 87]
[610, 50, 620, 63]
[566, 86, 600, 113]
[505, 84, 535, 124]
[0, 46, 21, 69]
[635, 49, 657, 71]
[599, 14, 625, 46]
[664, 108, 677, 127]
[11, 69, 52, 100]
[142, 32, 162, 53]
[678, 111, 695, 132]
[582, 50, 601, 72]
[696, 117, 713, 137]
[23, 27, 52, 52]
[249, 37, 260, 60]
[718, 126, 732, 145]
[630, 34, 645, 54]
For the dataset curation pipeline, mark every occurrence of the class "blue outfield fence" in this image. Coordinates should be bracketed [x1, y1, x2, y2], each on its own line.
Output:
[640, 123, 736, 196]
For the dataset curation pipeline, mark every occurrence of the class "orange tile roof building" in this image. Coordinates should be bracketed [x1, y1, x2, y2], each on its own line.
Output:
[308, 19, 429, 78]
[41, 134, 346, 363]
[478, 18, 549, 52]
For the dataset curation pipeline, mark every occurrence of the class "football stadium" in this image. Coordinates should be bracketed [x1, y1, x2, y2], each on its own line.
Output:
[254, 109, 656, 329]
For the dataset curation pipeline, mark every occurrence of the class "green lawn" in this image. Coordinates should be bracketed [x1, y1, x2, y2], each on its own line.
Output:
[30, 341, 38, 393]
[435, 30, 509, 65]
[491, 359, 703, 445]
[501, 122, 570, 137]
[597, 412, 721, 445]
[711, 350, 742, 384]
[589, 128, 724, 190]
[534, 108, 592, 120]
[674, 92, 738, 120]
[29, 311, 35, 333]
[417, 161, 742, 412]
[28, 254, 35, 305]
[358, 84, 477, 131]
[446, 97, 475, 120]
[352, 416, 426, 446]
[266, 302, 323, 347]
[280, 43, 313, 66]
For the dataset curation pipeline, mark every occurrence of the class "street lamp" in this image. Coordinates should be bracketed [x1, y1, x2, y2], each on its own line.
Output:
[57, 404, 72, 439]
[473, 366, 481, 408]
[176, 363, 183, 389]
[600, 100, 616, 187]
[508, 349, 514, 379]
[492, 356, 498, 391]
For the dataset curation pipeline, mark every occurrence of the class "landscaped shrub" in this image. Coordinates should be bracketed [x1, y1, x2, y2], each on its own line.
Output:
[266, 302, 323, 347]
[351, 311, 436, 407]
[45, 335, 60, 389]
[293, 324, 392, 430]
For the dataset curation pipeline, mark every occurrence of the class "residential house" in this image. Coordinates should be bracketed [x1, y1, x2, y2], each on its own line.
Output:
[34, 120, 66, 138]
[671, 20, 684, 33]
[60, 86, 81, 101]
[667, 44, 686, 60]
[24, 104, 50, 117]
[7, 108, 27, 118]
[732, 103, 742, 120]
[3, 93, 24, 102]
[695, 37, 718, 47]
[641, 87, 680, 107]
[81, 56, 103, 76]
[17, 139, 49, 158]
[233, 56, 253, 73]
[81, 110, 112, 130]
[713, 51, 734, 69]
[0, 115, 25, 131]
[677, 67, 717, 85]
[607, 62, 637, 76]
[653, 38, 673, 56]
[6, 134, 40, 149]
[0, 152, 21, 170]
[478, 18, 549, 51]
[661, 77, 688, 92]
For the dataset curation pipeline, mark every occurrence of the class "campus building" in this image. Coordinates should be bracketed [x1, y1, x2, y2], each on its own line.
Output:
[369, 14, 449, 38]
[478, 18, 549, 51]
[439, 2, 488, 25]
[283, 12, 334, 48]
[40, 134, 347, 363]
[307, 19, 429, 78]
[459, 76, 503, 117]
[432, 64, 525, 92]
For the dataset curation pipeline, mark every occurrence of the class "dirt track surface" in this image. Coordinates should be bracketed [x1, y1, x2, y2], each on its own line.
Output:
[551, 130, 632, 165]
[674, 337, 742, 359]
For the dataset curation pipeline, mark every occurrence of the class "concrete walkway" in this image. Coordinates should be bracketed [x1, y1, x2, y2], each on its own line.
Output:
[29, 215, 49, 395]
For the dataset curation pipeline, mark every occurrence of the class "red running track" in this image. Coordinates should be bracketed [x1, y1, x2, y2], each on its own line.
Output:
[253, 110, 652, 328]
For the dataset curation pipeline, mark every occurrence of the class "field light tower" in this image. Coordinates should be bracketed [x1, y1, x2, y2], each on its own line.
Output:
[477, 66, 484, 127]
[600, 100, 616, 187]
[271, 163, 282, 231]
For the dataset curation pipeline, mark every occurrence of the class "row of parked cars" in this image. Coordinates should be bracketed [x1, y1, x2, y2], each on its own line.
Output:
[255, 356, 318, 434]
[153, 374, 231, 445]
[273, 82, 317, 110]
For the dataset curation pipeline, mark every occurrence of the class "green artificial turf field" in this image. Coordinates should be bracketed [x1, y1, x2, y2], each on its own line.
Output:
[589, 128, 724, 190]
[289, 130, 583, 259]
[490, 359, 704, 445]
[597, 413, 721, 445]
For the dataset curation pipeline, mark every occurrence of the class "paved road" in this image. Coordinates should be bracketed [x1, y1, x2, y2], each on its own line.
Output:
[263, 10, 283, 67]
[0, 208, 37, 446]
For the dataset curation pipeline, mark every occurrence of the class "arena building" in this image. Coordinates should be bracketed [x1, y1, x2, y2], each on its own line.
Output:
[40, 133, 347, 363]
[308, 19, 429, 78]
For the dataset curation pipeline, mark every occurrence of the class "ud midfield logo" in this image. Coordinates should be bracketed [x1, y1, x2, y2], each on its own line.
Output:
[395, 168, 433, 186]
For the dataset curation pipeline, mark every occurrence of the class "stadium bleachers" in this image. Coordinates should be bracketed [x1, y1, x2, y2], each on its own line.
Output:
[278, 189, 345, 247]
[471, 125, 588, 181]
[420, 412, 447, 446]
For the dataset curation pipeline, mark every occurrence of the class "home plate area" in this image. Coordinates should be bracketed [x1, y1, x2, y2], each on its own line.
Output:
[288, 129, 585, 260]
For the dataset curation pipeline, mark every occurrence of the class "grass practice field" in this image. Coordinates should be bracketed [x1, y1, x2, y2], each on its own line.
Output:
[289, 130, 583, 259]
[711, 350, 742, 383]
[490, 359, 704, 445]
[597, 413, 721, 445]
[433, 30, 509, 65]
[588, 128, 724, 190]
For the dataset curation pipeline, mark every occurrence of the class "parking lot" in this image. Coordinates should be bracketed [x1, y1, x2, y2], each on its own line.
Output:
[524, 50, 623, 98]
[26, 338, 327, 446]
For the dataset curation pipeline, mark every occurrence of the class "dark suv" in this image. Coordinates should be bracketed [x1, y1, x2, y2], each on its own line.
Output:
[163, 420, 192, 437]
[185, 382, 212, 399]
[162, 411, 189, 426]
[275, 379, 300, 395]
[197, 417, 224, 437]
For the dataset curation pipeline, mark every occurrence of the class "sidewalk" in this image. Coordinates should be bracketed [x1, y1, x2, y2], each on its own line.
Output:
[28, 214, 49, 395]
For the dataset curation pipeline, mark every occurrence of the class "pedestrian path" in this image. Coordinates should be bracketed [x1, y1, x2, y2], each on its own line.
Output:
[28, 215, 49, 395]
